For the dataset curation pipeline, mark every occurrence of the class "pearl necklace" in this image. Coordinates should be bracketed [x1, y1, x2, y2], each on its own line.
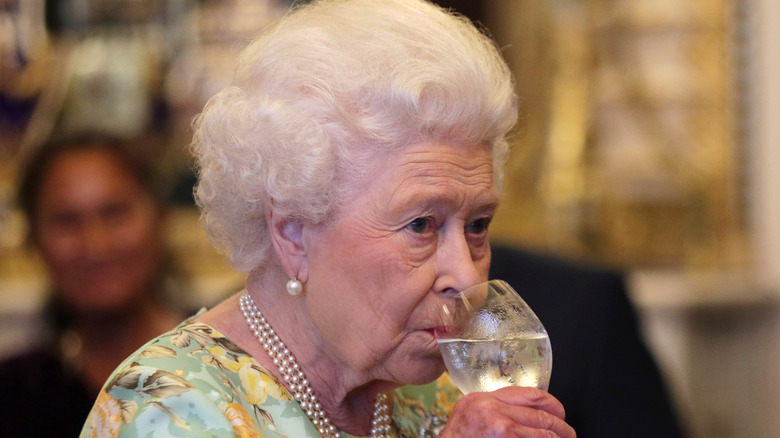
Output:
[240, 291, 391, 438]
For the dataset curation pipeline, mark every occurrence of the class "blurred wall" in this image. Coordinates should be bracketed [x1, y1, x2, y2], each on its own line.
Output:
[484, 1, 780, 437]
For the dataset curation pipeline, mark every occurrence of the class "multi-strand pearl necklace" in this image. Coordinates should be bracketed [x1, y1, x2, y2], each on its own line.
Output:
[239, 291, 391, 438]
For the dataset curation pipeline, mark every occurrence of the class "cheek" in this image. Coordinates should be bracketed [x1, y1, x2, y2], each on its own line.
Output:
[37, 232, 81, 269]
[345, 246, 433, 314]
[115, 210, 162, 255]
[118, 225, 159, 257]
[310, 224, 396, 287]
[351, 270, 435, 356]
[476, 251, 491, 278]
[357, 242, 438, 324]
[117, 229, 162, 285]
[311, 247, 432, 353]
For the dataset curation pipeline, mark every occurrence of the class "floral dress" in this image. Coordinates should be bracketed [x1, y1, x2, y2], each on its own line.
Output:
[80, 312, 461, 438]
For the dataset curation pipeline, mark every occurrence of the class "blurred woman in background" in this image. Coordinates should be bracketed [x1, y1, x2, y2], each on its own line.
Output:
[0, 134, 182, 436]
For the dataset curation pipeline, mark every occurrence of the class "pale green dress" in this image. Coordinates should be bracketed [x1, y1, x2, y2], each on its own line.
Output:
[80, 311, 460, 438]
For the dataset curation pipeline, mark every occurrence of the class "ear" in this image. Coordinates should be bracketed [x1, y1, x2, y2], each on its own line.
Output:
[266, 203, 308, 282]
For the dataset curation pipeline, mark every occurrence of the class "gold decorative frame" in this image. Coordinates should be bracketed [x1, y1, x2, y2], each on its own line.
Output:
[488, 0, 747, 269]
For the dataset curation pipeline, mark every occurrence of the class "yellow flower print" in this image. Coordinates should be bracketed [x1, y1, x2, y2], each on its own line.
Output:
[262, 368, 293, 401]
[206, 345, 238, 371]
[85, 390, 122, 438]
[435, 391, 455, 413]
[225, 403, 261, 438]
[207, 345, 253, 373]
[435, 373, 451, 390]
[239, 363, 268, 405]
[435, 374, 460, 412]
[237, 362, 293, 405]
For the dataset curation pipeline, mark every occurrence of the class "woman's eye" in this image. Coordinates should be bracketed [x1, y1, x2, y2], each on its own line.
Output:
[48, 212, 80, 229]
[407, 217, 431, 234]
[466, 217, 491, 234]
[102, 203, 132, 223]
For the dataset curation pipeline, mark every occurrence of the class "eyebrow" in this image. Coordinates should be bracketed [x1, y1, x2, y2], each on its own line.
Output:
[389, 184, 500, 220]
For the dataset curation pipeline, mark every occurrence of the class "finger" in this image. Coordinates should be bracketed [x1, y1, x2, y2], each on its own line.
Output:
[500, 405, 576, 438]
[449, 392, 575, 438]
[443, 407, 576, 438]
[491, 386, 567, 419]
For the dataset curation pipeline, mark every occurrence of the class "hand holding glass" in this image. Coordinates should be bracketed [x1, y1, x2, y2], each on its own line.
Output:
[436, 280, 552, 394]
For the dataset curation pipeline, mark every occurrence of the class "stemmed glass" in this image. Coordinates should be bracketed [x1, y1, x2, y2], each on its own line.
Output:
[435, 279, 552, 394]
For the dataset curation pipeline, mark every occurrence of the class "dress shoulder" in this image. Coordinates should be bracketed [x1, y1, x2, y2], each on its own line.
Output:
[81, 317, 463, 438]
[80, 318, 305, 437]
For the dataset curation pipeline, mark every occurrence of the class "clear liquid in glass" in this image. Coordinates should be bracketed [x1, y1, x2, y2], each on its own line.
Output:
[438, 335, 552, 394]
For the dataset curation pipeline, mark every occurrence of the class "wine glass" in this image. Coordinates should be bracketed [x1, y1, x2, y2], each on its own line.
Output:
[435, 279, 552, 394]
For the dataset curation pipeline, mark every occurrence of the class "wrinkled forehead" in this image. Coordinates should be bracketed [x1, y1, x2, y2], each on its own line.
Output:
[342, 140, 496, 208]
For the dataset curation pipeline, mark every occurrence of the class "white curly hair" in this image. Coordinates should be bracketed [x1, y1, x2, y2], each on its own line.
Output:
[191, 0, 518, 273]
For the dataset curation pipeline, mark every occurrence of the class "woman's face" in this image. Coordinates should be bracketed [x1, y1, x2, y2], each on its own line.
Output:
[302, 140, 498, 385]
[33, 148, 163, 316]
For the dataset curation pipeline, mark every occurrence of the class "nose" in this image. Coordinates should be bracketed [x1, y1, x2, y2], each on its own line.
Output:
[435, 227, 485, 294]
[81, 220, 113, 259]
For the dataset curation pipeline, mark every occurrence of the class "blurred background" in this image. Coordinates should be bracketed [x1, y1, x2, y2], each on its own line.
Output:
[0, 0, 778, 437]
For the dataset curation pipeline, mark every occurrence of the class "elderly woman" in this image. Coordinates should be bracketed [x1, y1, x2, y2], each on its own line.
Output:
[81, 0, 576, 437]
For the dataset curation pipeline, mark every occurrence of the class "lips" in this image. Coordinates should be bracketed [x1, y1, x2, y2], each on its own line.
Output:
[79, 264, 124, 285]
[416, 329, 442, 352]
[431, 326, 456, 340]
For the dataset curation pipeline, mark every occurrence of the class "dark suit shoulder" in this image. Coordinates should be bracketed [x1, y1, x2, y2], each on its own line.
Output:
[0, 345, 94, 436]
[488, 244, 686, 438]
[491, 244, 620, 280]
[489, 244, 626, 309]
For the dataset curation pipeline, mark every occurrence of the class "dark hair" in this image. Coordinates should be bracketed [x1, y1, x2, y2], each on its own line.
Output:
[17, 133, 166, 233]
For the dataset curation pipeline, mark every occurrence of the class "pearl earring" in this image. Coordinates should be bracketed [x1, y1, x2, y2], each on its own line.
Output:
[286, 276, 303, 296]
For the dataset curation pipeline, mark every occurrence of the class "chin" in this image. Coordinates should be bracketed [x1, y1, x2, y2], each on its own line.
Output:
[65, 289, 137, 315]
[399, 357, 447, 386]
